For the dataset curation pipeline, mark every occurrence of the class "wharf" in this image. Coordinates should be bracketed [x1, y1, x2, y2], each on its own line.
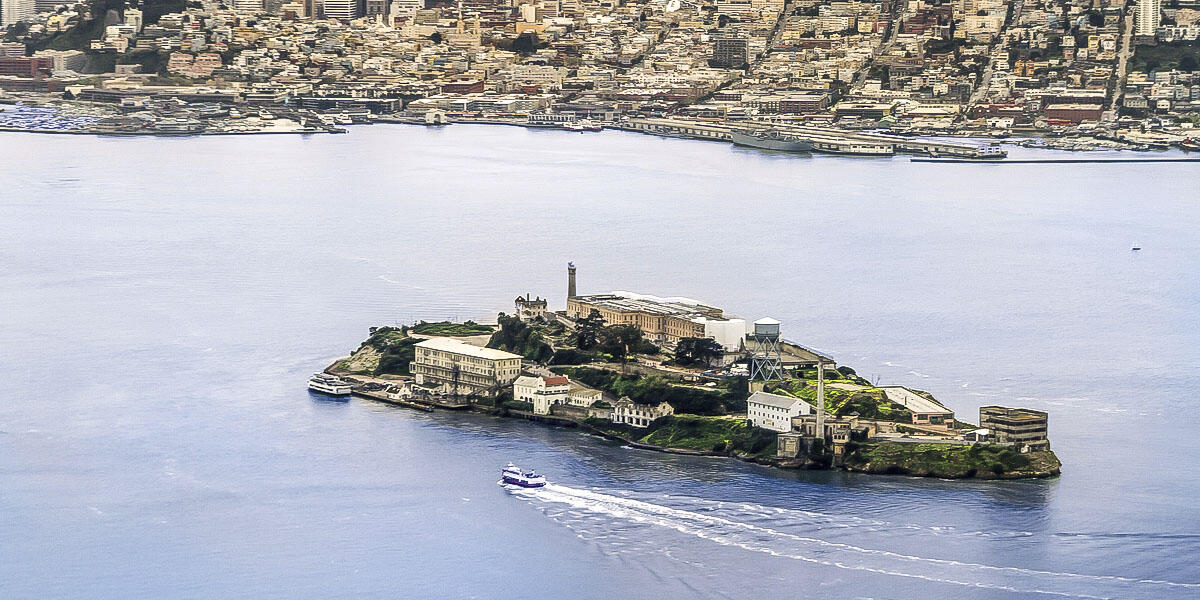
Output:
[911, 157, 1200, 164]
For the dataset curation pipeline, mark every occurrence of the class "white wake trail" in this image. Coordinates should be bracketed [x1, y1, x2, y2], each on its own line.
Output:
[512, 484, 1199, 600]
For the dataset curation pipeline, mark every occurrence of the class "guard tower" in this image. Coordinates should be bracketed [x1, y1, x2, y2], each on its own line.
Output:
[749, 317, 783, 382]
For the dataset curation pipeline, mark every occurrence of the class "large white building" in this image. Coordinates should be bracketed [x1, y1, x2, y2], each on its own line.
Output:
[747, 391, 811, 433]
[2, 0, 36, 27]
[1137, 0, 1162, 36]
[513, 375, 570, 414]
[322, 0, 359, 20]
[411, 337, 522, 397]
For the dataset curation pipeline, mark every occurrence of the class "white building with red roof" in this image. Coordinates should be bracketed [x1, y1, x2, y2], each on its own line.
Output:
[514, 375, 571, 415]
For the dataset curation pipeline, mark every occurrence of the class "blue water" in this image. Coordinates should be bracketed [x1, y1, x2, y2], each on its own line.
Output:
[1, 125, 1198, 599]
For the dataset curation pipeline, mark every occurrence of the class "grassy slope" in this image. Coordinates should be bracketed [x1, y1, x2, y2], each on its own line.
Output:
[588, 414, 777, 457]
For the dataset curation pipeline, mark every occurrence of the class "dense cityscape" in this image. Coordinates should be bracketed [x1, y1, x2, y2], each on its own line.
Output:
[2, 0, 1199, 150]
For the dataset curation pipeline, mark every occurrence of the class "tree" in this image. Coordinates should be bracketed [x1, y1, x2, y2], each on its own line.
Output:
[597, 324, 646, 359]
[487, 314, 552, 363]
[573, 309, 605, 350]
[430, 31, 443, 44]
[674, 337, 724, 367]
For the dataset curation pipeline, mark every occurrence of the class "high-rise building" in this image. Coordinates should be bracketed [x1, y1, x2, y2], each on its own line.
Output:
[2, 0, 37, 27]
[1136, 0, 1161, 36]
[233, 0, 264, 11]
[322, 0, 359, 19]
[712, 36, 749, 68]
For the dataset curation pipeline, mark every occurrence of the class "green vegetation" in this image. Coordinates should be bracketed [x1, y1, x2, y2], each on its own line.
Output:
[486, 314, 553, 363]
[768, 379, 913, 421]
[1130, 42, 1200, 73]
[360, 326, 421, 376]
[548, 348, 592, 365]
[410, 320, 493, 336]
[596, 323, 658, 358]
[586, 414, 776, 457]
[672, 337, 724, 367]
[572, 309, 605, 350]
[563, 367, 747, 415]
[845, 442, 1031, 478]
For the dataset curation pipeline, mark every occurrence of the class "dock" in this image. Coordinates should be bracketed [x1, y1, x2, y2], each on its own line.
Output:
[910, 157, 1200, 164]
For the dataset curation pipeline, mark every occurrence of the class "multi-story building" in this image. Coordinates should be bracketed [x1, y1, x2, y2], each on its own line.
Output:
[747, 391, 811, 432]
[712, 36, 750, 68]
[1, 0, 35, 27]
[567, 292, 723, 346]
[513, 374, 569, 414]
[411, 337, 522, 397]
[979, 406, 1050, 452]
[322, 0, 360, 20]
[1137, 0, 1162, 37]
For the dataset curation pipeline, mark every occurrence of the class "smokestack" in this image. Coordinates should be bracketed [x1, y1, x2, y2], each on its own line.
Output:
[567, 262, 577, 301]
[816, 361, 825, 442]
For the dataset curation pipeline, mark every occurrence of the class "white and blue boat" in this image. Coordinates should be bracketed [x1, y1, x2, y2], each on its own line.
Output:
[501, 463, 546, 488]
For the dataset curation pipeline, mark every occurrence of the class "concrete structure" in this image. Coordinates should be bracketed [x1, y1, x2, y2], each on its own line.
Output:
[322, 0, 359, 20]
[567, 386, 602, 407]
[747, 391, 811, 432]
[567, 291, 722, 346]
[881, 387, 955, 428]
[513, 374, 569, 414]
[411, 337, 522, 397]
[1, 0, 35, 27]
[712, 36, 749, 68]
[514, 294, 548, 321]
[566, 262, 577, 300]
[611, 396, 674, 428]
[979, 406, 1049, 452]
[693, 316, 747, 351]
[1137, 0, 1162, 37]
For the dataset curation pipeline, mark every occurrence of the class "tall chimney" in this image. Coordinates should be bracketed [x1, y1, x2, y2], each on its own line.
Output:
[567, 262, 577, 301]
[816, 360, 825, 443]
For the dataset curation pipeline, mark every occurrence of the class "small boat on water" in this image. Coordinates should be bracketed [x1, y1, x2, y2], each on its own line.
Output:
[308, 373, 353, 396]
[501, 463, 546, 488]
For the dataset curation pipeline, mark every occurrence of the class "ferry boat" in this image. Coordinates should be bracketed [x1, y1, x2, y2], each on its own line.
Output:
[730, 129, 814, 153]
[308, 373, 353, 396]
[501, 463, 546, 488]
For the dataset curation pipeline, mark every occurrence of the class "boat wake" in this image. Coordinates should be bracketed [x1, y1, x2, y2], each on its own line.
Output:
[510, 484, 1199, 599]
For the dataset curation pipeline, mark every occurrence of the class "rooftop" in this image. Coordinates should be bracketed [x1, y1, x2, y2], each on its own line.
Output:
[881, 387, 952, 415]
[415, 337, 522, 361]
[748, 391, 811, 410]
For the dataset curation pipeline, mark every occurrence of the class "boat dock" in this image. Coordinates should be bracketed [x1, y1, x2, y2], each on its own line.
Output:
[623, 117, 1003, 158]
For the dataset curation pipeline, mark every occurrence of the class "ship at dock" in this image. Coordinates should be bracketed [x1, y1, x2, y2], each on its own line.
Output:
[730, 129, 814, 153]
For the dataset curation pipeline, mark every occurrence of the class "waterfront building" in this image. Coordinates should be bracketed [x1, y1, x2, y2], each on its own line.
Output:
[611, 396, 674, 428]
[747, 391, 811, 432]
[881, 387, 955, 428]
[514, 294, 548, 321]
[567, 386, 602, 407]
[979, 406, 1050, 452]
[513, 375, 569, 415]
[411, 337, 522, 397]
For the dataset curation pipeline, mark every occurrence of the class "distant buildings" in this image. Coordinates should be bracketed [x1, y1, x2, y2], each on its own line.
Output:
[411, 337, 522, 396]
[979, 406, 1050, 452]
[1, 0, 35, 27]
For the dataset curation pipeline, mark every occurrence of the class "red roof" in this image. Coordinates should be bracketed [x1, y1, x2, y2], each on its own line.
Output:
[544, 376, 569, 386]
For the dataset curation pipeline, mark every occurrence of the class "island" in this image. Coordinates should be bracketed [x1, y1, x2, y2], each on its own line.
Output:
[321, 265, 1060, 481]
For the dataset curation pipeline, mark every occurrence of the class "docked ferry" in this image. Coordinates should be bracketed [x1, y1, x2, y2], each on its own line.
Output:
[501, 463, 547, 488]
[308, 373, 353, 396]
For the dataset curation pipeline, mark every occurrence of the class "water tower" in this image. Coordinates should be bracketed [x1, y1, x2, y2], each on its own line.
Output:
[749, 317, 783, 382]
